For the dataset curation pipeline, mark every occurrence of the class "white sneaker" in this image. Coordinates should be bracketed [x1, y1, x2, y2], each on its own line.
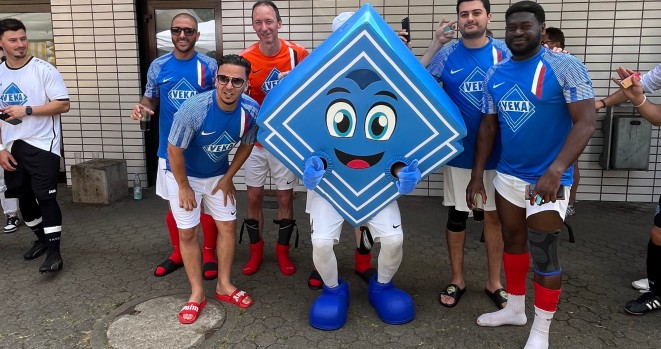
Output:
[3, 214, 20, 234]
[632, 278, 649, 291]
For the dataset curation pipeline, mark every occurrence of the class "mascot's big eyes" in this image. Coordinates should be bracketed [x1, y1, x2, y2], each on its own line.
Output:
[326, 99, 356, 138]
[365, 103, 396, 141]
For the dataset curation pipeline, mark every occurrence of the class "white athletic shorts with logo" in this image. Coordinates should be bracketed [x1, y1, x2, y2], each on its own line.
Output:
[493, 171, 570, 221]
[244, 146, 297, 190]
[443, 166, 497, 212]
[165, 171, 237, 229]
[156, 158, 169, 200]
[306, 190, 403, 244]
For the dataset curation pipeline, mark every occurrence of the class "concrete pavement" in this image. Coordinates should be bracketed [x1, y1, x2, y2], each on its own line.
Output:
[0, 185, 659, 348]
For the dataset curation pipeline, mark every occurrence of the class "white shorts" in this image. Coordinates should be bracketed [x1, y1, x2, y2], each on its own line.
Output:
[156, 158, 169, 200]
[443, 166, 497, 212]
[307, 190, 403, 243]
[165, 171, 237, 229]
[244, 146, 297, 190]
[493, 172, 570, 221]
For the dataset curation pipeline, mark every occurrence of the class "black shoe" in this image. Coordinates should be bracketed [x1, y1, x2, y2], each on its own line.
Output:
[39, 251, 63, 273]
[23, 240, 48, 260]
[625, 291, 661, 315]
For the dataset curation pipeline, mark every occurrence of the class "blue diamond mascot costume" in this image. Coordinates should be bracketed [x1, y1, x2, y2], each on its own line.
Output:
[257, 4, 467, 330]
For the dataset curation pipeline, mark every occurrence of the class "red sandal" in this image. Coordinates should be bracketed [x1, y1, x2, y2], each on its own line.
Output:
[178, 299, 207, 324]
[215, 289, 254, 309]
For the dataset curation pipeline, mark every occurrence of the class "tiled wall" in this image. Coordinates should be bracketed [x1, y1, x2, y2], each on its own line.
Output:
[54, 0, 661, 202]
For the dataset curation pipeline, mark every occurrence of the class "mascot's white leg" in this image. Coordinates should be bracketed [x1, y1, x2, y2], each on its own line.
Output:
[367, 202, 415, 325]
[308, 192, 350, 331]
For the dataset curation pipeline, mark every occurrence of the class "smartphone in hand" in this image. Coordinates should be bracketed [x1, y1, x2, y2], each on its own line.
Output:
[525, 184, 565, 201]
[401, 17, 411, 43]
[0, 113, 22, 125]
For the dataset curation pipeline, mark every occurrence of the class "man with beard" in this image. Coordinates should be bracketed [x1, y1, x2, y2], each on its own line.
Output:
[466, 2, 595, 348]
[0, 18, 70, 273]
[131, 13, 220, 280]
[421, 0, 509, 310]
[168, 54, 258, 323]
[239, 1, 309, 277]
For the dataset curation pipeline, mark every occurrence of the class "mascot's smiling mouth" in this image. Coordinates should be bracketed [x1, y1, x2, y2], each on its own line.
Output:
[334, 148, 384, 169]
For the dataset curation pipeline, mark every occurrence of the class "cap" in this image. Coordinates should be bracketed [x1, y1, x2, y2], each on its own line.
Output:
[332, 12, 355, 32]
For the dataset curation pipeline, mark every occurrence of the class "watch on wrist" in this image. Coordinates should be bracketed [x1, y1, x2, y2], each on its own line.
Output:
[26, 106, 32, 115]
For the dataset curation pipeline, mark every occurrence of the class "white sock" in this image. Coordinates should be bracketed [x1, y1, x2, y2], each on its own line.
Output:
[524, 306, 554, 349]
[476, 294, 527, 327]
[312, 239, 338, 288]
[376, 234, 403, 283]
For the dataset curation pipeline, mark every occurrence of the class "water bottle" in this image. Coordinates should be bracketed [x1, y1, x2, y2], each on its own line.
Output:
[133, 174, 142, 200]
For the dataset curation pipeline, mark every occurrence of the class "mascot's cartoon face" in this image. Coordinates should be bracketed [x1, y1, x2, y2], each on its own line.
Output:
[324, 68, 399, 170]
[257, 5, 466, 225]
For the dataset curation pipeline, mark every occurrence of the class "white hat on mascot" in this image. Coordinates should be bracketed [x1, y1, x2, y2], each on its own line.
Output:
[332, 12, 355, 32]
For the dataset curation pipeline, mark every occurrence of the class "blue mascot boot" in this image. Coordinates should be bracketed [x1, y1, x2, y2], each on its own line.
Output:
[309, 278, 350, 330]
[368, 275, 415, 325]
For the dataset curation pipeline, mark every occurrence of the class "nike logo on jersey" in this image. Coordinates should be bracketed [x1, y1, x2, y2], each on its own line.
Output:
[163, 77, 172, 83]
[393, 224, 401, 229]
[201, 131, 216, 136]
[231, 210, 237, 215]
[493, 82, 506, 88]
[450, 68, 464, 74]
[286, 179, 295, 185]
[251, 69, 262, 74]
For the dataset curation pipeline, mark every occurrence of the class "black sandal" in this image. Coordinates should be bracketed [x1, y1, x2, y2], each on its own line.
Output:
[439, 283, 466, 308]
[308, 270, 323, 290]
[202, 261, 218, 280]
[485, 288, 508, 310]
[154, 258, 183, 277]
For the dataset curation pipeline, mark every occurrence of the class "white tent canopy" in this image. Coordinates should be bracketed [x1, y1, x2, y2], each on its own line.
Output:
[156, 19, 216, 54]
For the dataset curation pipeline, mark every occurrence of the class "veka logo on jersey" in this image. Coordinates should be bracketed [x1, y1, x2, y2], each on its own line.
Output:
[168, 79, 198, 109]
[1, 83, 28, 106]
[203, 131, 236, 162]
[460, 68, 486, 109]
[261, 68, 281, 95]
[498, 85, 535, 133]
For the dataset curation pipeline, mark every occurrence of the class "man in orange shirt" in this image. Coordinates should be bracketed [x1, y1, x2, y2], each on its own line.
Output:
[239, 1, 309, 276]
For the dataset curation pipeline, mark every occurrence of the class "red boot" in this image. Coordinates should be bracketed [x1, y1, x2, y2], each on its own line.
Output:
[242, 240, 264, 275]
[276, 243, 296, 275]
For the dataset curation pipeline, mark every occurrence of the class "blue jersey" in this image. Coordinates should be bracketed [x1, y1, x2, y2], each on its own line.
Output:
[144, 52, 217, 159]
[427, 37, 510, 169]
[168, 91, 260, 178]
[482, 48, 594, 185]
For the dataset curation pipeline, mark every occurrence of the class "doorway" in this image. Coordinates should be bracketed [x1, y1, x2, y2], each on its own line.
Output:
[136, 1, 223, 185]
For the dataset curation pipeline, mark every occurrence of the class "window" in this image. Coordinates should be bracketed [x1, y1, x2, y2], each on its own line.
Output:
[0, 12, 55, 65]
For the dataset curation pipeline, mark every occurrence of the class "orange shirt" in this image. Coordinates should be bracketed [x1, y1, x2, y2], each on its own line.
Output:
[240, 38, 309, 105]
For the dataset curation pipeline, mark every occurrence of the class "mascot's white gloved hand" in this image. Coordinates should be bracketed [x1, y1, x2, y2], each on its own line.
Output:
[303, 156, 325, 190]
[396, 160, 421, 195]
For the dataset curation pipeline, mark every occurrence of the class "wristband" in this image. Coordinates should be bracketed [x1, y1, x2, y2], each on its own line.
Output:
[633, 95, 647, 108]
[600, 99, 607, 109]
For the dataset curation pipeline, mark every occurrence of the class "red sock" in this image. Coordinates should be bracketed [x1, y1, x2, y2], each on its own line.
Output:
[354, 249, 373, 274]
[504, 252, 530, 296]
[200, 213, 218, 279]
[166, 211, 182, 264]
[201, 213, 218, 263]
[534, 282, 561, 312]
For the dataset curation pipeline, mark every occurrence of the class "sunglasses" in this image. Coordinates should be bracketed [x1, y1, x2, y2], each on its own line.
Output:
[170, 27, 197, 36]
[217, 74, 246, 88]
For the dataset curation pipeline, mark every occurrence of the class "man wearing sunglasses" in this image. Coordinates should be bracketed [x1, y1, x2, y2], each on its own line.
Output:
[238, 1, 309, 277]
[167, 54, 259, 322]
[131, 13, 220, 281]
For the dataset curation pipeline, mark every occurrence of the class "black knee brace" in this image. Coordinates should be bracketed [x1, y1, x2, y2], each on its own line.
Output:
[529, 229, 562, 276]
[239, 219, 260, 244]
[357, 226, 373, 254]
[274, 218, 299, 247]
[447, 207, 469, 232]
